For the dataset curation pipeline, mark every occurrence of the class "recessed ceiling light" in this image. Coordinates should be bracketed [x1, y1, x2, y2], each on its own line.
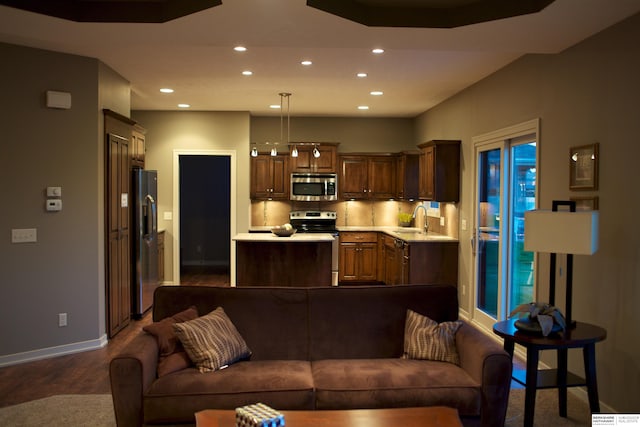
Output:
[160, 88, 174, 93]
[242, 70, 253, 76]
[301, 60, 313, 66]
[372, 48, 384, 54]
[358, 106, 369, 110]
[178, 103, 190, 108]
[370, 91, 384, 96]
[270, 104, 281, 109]
[357, 73, 368, 78]
[234, 46, 247, 52]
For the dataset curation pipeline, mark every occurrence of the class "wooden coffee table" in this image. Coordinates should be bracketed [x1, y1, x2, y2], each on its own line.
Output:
[196, 406, 462, 427]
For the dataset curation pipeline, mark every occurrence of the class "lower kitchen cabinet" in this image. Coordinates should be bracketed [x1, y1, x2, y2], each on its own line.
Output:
[339, 232, 378, 283]
[378, 234, 459, 286]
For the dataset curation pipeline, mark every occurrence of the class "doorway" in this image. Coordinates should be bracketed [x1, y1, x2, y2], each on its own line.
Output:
[471, 119, 539, 330]
[172, 150, 237, 286]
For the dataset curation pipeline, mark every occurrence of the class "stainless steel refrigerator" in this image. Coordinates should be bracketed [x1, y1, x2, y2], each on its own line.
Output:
[132, 169, 158, 318]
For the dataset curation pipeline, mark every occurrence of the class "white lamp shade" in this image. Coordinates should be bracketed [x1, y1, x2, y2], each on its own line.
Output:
[524, 210, 599, 255]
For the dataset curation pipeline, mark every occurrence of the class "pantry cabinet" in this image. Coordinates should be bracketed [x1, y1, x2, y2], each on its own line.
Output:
[339, 154, 397, 200]
[418, 140, 460, 202]
[250, 154, 289, 200]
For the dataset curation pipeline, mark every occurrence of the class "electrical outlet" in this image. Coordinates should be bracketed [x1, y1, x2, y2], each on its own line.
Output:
[440, 217, 445, 226]
[58, 313, 68, 327]
[462, 285, 466, 295]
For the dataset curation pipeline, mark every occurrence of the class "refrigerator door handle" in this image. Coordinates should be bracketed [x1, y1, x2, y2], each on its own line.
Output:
[144, 194, 156, 240]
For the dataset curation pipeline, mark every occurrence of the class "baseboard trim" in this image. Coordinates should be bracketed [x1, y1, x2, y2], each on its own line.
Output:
[0, 335, 108, 368]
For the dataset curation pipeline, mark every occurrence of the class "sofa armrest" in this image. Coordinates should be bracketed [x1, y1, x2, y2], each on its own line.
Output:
[110, 332, 159, 427]
[456, 321, 512, 427]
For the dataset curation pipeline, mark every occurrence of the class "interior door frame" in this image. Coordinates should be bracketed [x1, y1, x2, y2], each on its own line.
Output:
[172, 149, 237, 286]
[469, 119, 540, 331]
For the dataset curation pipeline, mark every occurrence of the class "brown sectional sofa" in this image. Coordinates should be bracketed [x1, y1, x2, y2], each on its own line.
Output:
[110, 284, 512, 426]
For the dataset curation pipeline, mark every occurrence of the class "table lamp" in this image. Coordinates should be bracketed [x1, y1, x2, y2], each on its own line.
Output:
[524, 200, 599, 328]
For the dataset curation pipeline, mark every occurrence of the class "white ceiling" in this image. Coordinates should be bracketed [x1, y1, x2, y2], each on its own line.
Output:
[1, 0, 639, 117]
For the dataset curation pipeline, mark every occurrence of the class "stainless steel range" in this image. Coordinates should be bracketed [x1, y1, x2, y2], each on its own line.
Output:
[290, 210, 339, 285]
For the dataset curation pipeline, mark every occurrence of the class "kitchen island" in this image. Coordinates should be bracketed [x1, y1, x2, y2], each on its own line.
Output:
[233, 233, 335, 286]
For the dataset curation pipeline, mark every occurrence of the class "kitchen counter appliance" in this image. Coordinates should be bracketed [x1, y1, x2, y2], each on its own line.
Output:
[290, 210, 339, 285]
[290, 173, 337, 202]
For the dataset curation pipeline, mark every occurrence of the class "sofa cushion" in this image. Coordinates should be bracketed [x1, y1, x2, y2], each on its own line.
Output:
[403, 309, 462, 365]
[144, 360, 315, 424]
[311, 358, 481, 416]
[143, 305, 199, 376]
[173, 307, 251, 373]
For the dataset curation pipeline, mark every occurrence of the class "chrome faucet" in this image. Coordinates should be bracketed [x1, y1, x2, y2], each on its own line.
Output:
[412, 202, 429, 233]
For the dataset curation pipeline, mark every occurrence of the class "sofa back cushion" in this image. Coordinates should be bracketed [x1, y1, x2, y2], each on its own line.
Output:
[153, 286, 310, 360]
[307, 285, 458, 360]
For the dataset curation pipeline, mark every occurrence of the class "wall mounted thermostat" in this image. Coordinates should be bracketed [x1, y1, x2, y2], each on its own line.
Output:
[46, 199, 62, 211]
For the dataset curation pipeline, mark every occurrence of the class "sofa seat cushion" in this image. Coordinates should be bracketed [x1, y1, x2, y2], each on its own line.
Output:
[311, 358, 481, 416]
[144, 360, 315, 424]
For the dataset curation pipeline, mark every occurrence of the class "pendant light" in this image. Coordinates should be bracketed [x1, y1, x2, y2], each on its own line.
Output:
[250, 143, 258, 157]
[279, 92, 295, 158]
[313, 144, 320, 158]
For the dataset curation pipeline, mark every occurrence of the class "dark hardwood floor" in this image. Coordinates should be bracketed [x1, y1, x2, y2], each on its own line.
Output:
[0, 311, 152, 408]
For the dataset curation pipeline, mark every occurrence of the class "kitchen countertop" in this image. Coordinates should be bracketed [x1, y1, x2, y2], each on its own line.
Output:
[233, 232, 336, 242]
[338, 226, 458, 242]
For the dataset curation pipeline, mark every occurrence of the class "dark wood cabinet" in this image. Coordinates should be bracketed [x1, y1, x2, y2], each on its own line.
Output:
[131, 124, 146, 168]
[104, 109, 134, 338]
[250, 153, 289, 200]
[405, 241, 459, 285]
[396, 151, 420, 200]
[339, 154, 397, 200]
[418, 140, 460, 202]
[289, 143, 338, 173]
[382, 234, 408, 285]
[339, 232, 378, 282]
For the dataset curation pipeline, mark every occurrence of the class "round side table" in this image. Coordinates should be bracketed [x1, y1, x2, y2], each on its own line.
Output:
[493, 318, 606, 427]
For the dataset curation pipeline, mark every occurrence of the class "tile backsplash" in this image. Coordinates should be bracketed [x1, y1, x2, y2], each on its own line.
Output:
[250, 200, 458, 238]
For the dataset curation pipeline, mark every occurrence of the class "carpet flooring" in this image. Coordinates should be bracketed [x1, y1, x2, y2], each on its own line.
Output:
[0, 388, 593, 426]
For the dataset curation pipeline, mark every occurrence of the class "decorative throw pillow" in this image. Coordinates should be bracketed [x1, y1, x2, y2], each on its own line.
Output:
[143, 306, 199, 376]
[173, 307, 251, 373]
[403, 309, 463, 365]
[144, 306, 199, 355]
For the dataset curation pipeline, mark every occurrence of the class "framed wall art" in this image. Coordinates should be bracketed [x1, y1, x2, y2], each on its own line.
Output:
[569, 143, 599, 190]
[570, 196, 599, 211]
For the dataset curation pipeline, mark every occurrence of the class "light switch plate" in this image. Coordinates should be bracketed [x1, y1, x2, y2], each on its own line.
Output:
[47, 186, 62, 197]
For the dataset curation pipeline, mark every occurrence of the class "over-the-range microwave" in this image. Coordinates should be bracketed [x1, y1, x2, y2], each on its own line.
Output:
[290, 173, 338, 201]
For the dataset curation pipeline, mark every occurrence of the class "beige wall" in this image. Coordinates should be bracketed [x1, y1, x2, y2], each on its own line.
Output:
[415, 13, 640, 412]
[0, 43, 130, 361]
[130, 111, 252, 284]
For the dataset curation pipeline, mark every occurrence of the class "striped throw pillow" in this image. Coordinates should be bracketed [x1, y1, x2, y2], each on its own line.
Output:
[403, 309, 462, 365]
[173, 307, 251, 373]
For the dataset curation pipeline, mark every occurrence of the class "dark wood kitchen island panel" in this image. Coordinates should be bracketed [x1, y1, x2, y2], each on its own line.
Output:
[233, 233, 335, 286]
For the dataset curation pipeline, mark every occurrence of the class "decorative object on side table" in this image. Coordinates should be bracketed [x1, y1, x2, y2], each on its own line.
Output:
[509, 302, 566, 336]
[398, 212, 413, 227]
[236, 403, 285, 427]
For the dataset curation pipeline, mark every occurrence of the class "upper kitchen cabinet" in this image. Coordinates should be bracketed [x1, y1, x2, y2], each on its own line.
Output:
[418, 140, 460, 202]
[250, 153, 289, 200]
[131, 124, 146, 168]
[340, 154, 397, 200]
[396, 151, 420, 200]
[289, 142, 338, 173]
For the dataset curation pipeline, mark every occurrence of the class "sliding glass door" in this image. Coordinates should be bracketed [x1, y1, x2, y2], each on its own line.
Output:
[472, 120, 538, 329]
